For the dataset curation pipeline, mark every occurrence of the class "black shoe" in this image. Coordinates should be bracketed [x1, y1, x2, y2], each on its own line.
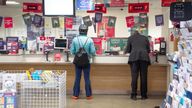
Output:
[141, 96, 148, 100]
[131, 95, 137, 100]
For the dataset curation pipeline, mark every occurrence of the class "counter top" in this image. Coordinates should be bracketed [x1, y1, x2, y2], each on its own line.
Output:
[0, 54, 168, 65]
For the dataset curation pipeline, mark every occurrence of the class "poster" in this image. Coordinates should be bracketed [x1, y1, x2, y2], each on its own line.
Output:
[97, 16, 115, 38]
[4, 17, 13, 28]
[92, 37, 102, 54]
[126, 16, 134, 27]
[33, 14, 43, 27]
[0, 16, 3, 27]
[95, 12, 103, 23]
[83, 15, 92, 26]
[155, 15, 164, 26]
[51, 17, 60, 28]
[76, 0, 94, 10]
[108, 38, 128, 51]
[65, 17, 73, 29]
[65, 16, 82, 41]
[22, 13, 32, 26]
[108, 16, 116, 27]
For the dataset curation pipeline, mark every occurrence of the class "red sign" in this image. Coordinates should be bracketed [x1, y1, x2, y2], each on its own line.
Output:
[126, 16, 134, 27]
[4, 17, 13, 28]
[23, 3, 42, 13]
[65, 17, 73, 29]
[155, 37, 164, 44]
[92, 37, 102, 55]
[161, 0, 176, 7]
[128, 3, 149, 13]
[40, 36, 45, 41]
[110, 0, 124, 7]
[87, 4, 107, 13]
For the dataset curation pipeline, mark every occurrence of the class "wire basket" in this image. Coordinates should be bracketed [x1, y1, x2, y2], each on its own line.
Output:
[0, 70, 66, 108]
[19, 70, 66, 108]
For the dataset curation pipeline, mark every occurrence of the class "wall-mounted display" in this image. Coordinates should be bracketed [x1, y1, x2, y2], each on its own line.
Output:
[76, 0, 94, 10]
[43, 0, 75, 16]
[170, 2, 192, 21]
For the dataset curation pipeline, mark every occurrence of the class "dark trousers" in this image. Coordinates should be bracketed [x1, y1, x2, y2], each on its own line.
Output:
[130, 60, 148, 97]
[73, 64, 92, 97]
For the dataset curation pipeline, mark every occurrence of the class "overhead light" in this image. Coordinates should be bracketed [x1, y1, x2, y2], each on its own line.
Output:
[6, 0, 20, 5]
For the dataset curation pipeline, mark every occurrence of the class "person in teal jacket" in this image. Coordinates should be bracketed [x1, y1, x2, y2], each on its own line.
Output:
[70, 24, 96, 100]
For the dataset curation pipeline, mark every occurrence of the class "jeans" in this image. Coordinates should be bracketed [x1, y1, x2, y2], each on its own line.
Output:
[73, 64, 92, 97]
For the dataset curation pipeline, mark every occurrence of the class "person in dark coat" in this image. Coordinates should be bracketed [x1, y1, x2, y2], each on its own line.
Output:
[124, 31, 150, 100]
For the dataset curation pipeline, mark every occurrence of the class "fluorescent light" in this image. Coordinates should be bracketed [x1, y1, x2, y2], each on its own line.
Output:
[6, 1, 20, 5]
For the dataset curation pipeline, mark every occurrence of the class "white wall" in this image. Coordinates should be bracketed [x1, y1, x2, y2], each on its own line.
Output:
[0, 1, 170, 44]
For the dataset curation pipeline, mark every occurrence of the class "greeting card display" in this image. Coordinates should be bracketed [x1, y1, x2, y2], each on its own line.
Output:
[0, 92, 16, 108]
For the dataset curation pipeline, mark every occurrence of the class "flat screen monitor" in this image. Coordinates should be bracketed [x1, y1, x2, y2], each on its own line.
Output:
[54, 38, 68, 50]
[43, 0, 75, 16]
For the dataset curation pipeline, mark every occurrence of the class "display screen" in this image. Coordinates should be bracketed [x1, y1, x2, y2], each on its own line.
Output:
[54, 38, 68, 49]
[43, 0, 75, 16]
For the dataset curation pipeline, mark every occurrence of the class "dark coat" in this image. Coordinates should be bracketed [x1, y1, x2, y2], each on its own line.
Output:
[125, 34, 150, 64]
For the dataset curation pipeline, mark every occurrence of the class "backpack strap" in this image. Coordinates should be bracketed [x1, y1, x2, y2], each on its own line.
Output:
[77, 36, 81, 47]
[83, 38, 89, 48]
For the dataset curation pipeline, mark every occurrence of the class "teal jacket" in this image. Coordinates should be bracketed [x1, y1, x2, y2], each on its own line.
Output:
[70, 35, 96, 57]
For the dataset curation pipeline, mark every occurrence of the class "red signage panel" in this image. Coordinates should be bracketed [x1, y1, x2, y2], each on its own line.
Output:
[4, 17, 13, 28]
[128, 3, 149, 13]
[161, 0, 176, 7]
[110, 0, 125, 7]
[23, 3, 42, 13]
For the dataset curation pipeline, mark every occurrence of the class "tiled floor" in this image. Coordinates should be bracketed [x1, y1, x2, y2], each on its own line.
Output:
[67, 95, 164, 108]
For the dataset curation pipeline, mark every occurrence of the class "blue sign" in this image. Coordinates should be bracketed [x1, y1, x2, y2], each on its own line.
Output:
[76, 0, 94, 10]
